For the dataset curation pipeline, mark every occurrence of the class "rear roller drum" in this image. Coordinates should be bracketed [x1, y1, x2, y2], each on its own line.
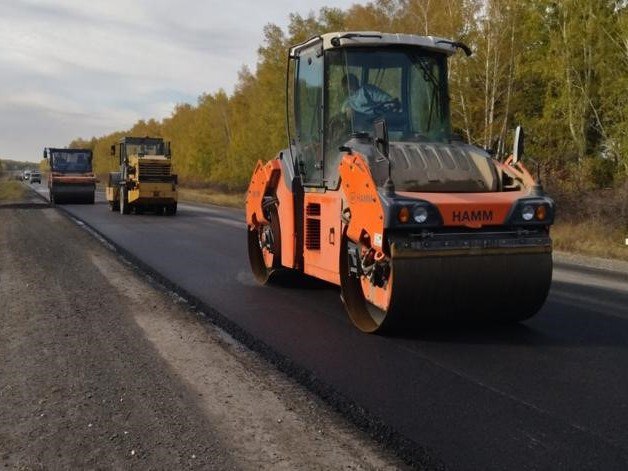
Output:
[340, 237, 395, 333]
[248, 204, 282, 284]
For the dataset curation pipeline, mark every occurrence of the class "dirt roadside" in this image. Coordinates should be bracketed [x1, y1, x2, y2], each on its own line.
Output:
[0, 204, 405, 469]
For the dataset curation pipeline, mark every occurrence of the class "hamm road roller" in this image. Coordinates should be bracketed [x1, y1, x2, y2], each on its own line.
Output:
[43, 148, 96, 204]
[246, 32, 554, 333]
[106, 136, 178, 215]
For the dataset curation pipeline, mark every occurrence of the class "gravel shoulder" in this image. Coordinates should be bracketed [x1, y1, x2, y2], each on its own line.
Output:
[0, 205, 405, 469]
[553, 250, 628, 278]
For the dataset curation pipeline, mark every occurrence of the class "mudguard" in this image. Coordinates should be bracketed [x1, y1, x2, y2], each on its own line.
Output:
[246, 158, 282, 227]
[338, 153, 385, 252]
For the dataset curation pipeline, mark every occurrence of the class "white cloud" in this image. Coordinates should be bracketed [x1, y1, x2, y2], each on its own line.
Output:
[0, 0, 358, 162]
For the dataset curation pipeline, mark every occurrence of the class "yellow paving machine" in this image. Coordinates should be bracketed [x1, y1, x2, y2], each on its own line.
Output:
[106, 136, 178, 215]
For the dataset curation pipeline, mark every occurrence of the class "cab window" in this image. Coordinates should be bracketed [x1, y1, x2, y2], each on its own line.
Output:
[295, 48, 324, 185]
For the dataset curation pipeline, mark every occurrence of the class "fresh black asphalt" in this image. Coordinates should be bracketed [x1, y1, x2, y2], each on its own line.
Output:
[31, 184, 628, 470]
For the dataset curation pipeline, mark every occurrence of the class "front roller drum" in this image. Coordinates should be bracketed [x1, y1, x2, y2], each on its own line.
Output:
[341, 242, 553, 333]
[50, 184, 95, 204]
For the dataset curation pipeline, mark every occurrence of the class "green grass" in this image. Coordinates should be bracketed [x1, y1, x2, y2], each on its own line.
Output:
[178, 187, 245, 209]
[0, 180, 26, 201]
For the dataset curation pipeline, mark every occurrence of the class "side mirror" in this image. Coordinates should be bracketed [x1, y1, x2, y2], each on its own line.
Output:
[373, 119, 389, 158]
[43, 149, 47, 159]
[110, 144, 116, 156]
[165, 142, 171, 158]
[512, 126, 524, 164]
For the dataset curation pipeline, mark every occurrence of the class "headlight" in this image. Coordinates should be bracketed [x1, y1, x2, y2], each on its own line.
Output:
[522, 205, 535, 221]
[413, 206, 428, 223]
[397, 206, 410, 223]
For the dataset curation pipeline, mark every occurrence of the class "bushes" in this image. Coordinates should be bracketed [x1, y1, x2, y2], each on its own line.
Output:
[550, 180, 628, 232]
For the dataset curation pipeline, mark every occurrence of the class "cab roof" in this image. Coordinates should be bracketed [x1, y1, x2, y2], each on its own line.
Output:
[289, 31, 458, 57]
[118, 136, 164, 145]
[47, 148, 92, 154]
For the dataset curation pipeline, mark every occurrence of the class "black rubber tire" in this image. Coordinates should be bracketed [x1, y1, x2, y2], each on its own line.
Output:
[165, 203, 177, 216]
[120, 188, 130, 215]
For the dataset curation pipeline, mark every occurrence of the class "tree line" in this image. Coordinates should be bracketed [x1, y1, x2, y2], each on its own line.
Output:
[0, 159, 38, 175]
[70, 0, 628, 192]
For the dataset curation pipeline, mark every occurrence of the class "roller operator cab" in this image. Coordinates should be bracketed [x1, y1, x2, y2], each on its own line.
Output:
[43, 148, 96, 204]
[246, 32, 555, 334]
[106, 136, 178, 215]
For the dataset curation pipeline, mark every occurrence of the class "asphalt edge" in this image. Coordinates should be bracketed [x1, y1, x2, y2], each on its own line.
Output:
[39, 195, 444, 469]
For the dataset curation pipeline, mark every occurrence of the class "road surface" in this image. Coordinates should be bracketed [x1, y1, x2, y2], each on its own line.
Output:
[1, 189, 403, 469]
[30, 182, 628, 469]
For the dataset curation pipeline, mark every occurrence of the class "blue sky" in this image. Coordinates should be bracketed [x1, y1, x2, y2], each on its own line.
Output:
[0, 0, 358, 162]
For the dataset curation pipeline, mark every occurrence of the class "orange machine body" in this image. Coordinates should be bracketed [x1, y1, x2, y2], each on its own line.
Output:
[45, 147, 96, 204]
[49, 172, 97, 186]
[246, 150, 548, 283]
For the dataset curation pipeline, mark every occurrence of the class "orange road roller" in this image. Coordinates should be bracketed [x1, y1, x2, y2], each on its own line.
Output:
[246, 32, 554, 333]
[43, 148, 96, 204]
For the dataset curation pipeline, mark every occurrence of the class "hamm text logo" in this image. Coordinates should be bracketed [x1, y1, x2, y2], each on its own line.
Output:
[349, 193, 373, 204]
[452, 209, 493, 223]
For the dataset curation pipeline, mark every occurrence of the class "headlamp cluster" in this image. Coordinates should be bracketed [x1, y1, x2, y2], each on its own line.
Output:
[395, 202, 440, 226]
[509, 198, 554, 225]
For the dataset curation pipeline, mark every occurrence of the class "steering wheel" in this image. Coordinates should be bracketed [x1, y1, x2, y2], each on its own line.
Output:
[368, 99, 401, 115]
